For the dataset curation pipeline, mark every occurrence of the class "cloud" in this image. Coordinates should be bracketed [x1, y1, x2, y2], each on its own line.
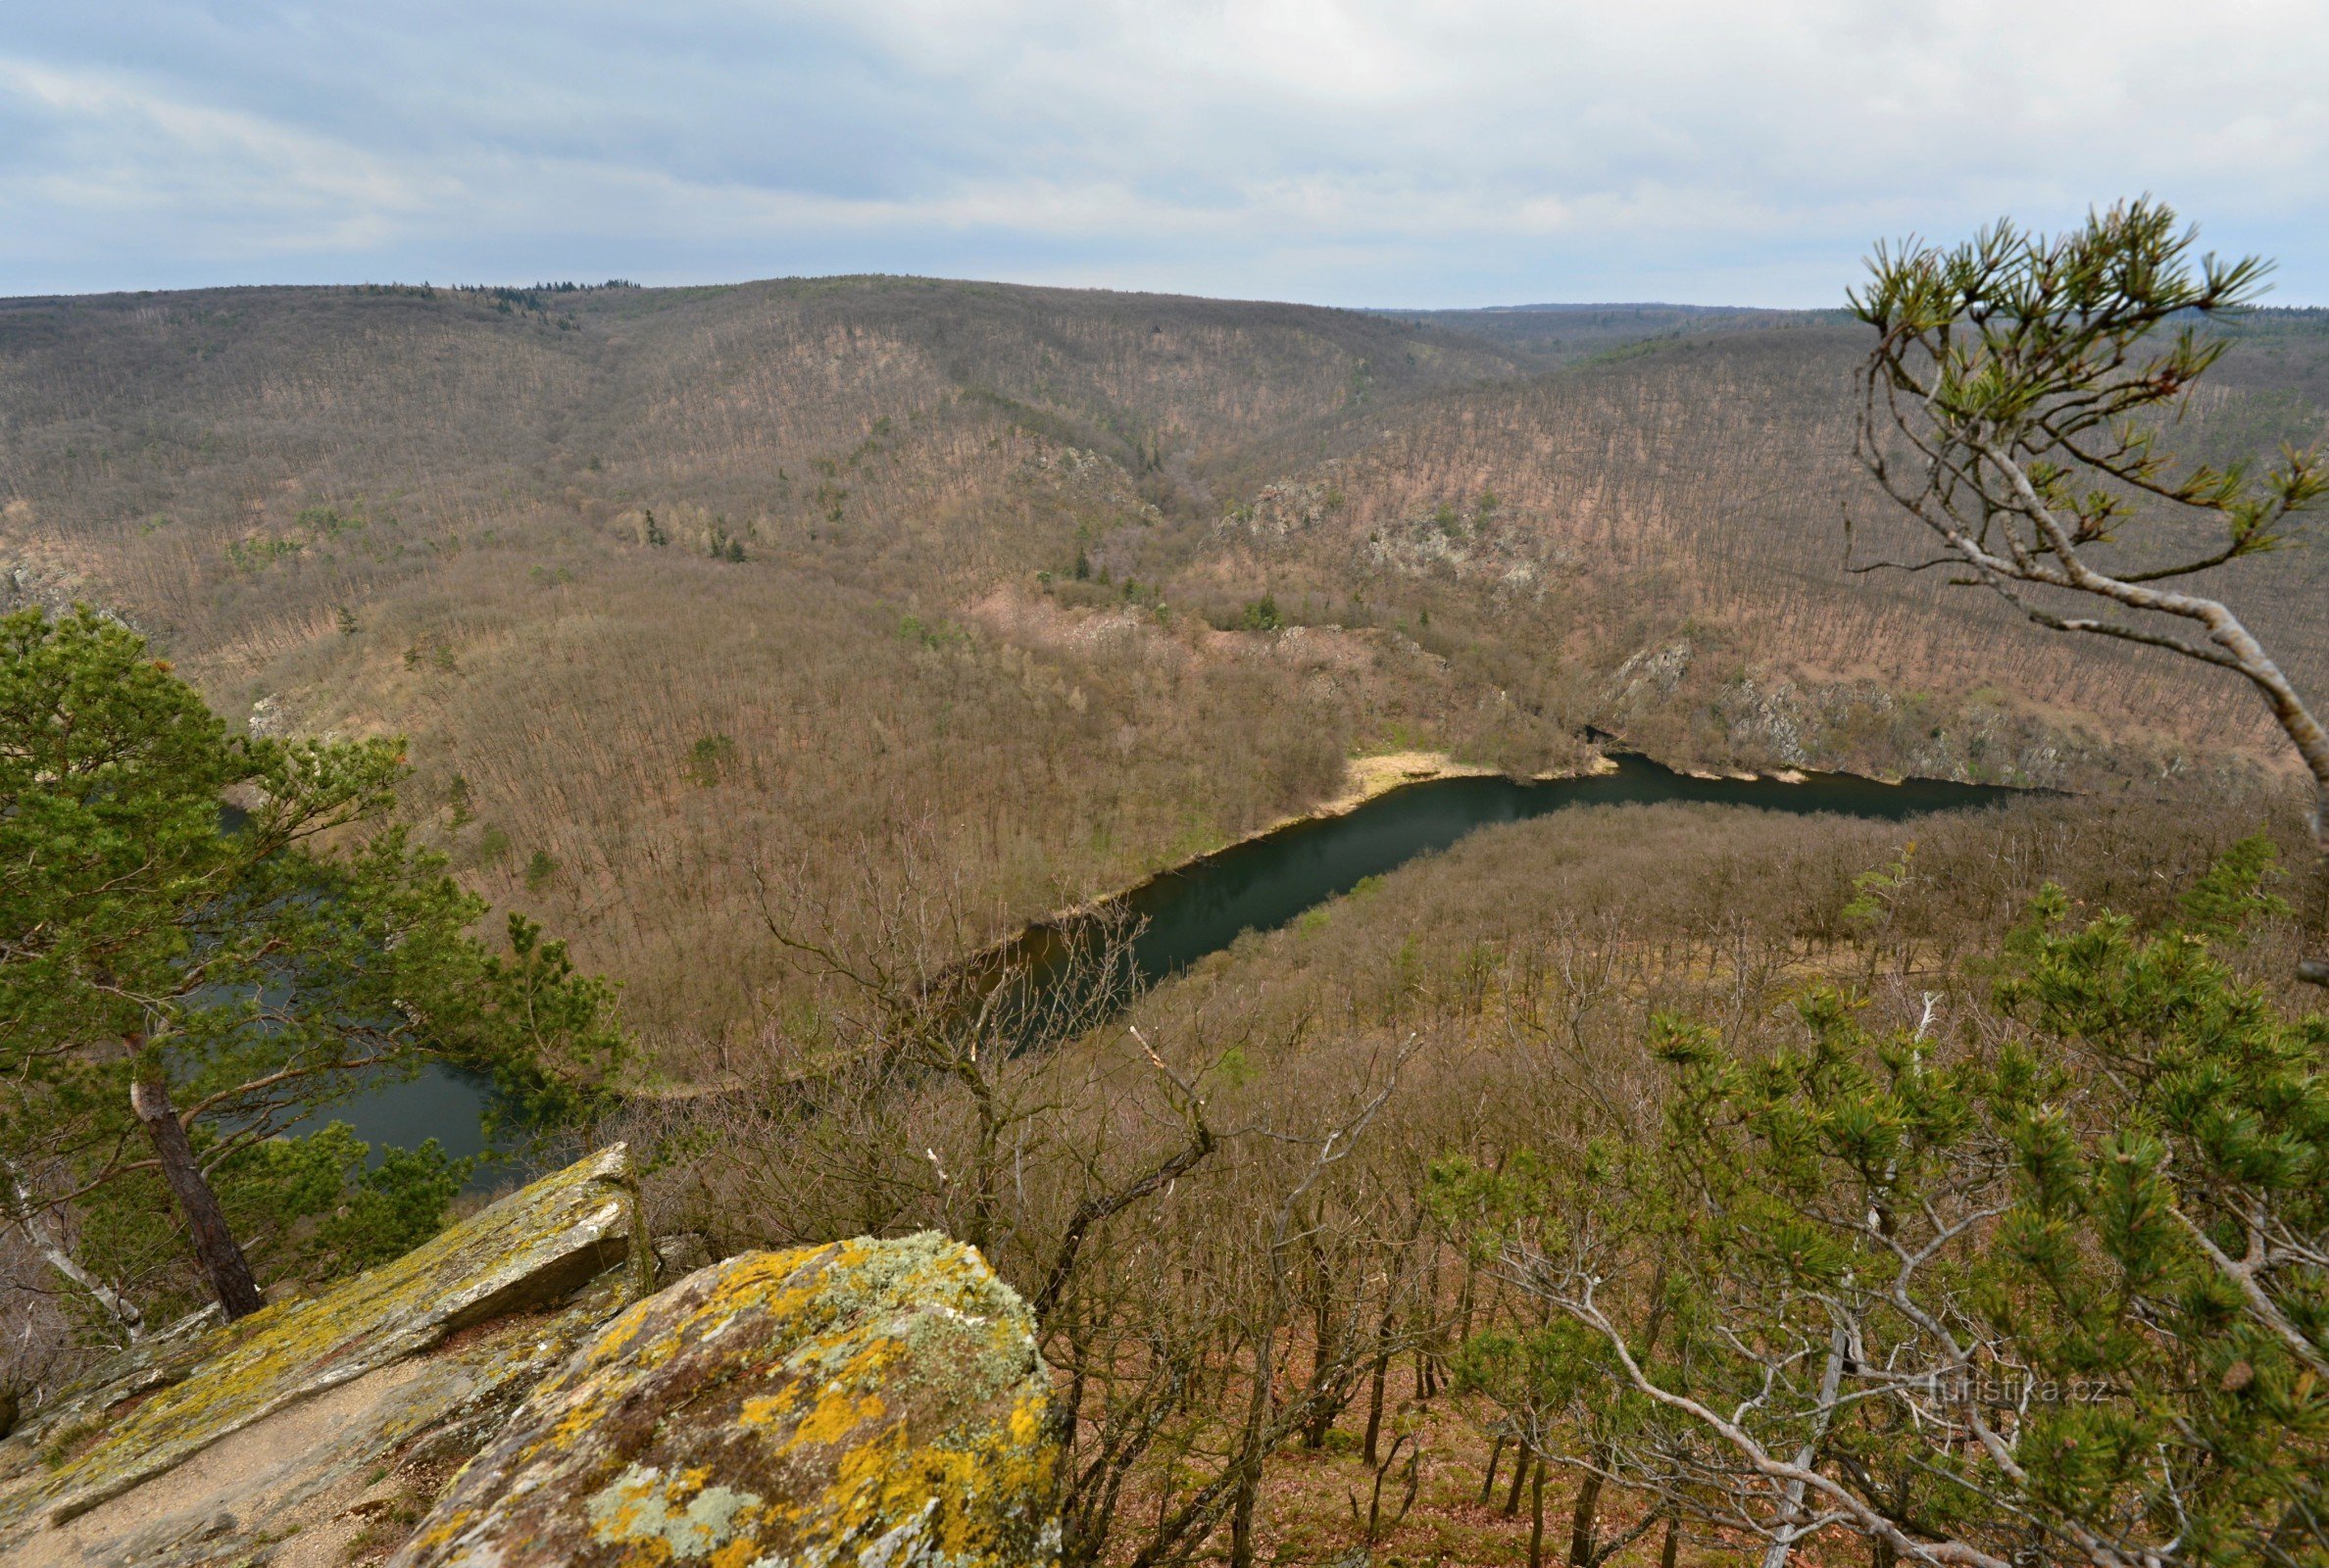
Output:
[0, 59, 452, 256]
[2, 0, 2325, 305]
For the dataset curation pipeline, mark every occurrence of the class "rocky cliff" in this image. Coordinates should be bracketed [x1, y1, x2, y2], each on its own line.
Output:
[0, 1147, 1056, 1568]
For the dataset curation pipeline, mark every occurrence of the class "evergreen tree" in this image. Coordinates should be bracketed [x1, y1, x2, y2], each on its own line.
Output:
[1449, 843, 2327, 1568]
[1854, 201, 2328, 985]
[0, 609, 624, 1325]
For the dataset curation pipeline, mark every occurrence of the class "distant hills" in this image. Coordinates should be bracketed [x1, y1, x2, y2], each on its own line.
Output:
[1369, 302, 1838, 366]
[4, 275, 2323, 1040]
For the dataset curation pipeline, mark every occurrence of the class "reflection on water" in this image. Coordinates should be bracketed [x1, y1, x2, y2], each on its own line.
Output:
[324, 752, 2022, 1173]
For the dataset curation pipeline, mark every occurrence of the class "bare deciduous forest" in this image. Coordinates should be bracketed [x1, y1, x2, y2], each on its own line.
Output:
[5, 273, 2327, 1565]
[5, 278, 2321, 1044]
[635, 785, 2325, 1567]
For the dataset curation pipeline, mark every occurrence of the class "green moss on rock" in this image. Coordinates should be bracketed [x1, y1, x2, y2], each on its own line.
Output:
[388, 1234, 1059, 1568]
[2, 1144, 640, 1532]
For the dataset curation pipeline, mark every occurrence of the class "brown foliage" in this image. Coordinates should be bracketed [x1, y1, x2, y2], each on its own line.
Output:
[4, 280, 2323, 1051]
[629, 782, 2317, 1565]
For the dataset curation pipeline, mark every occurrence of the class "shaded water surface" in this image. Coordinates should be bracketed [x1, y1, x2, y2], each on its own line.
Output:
[1091, 754, 2010, 988]
[291, 1063, 518, 1186]
[336, 753, 2020, 1167]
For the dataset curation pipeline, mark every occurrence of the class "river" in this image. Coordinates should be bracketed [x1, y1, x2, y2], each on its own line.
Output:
[1101, 753, 2007, 985]
[324, 752, 2020, 1175]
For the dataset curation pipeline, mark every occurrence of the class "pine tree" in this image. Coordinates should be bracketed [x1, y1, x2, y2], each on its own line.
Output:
[0, 609, 624, 1323]
[1453, 843, 2327, 1568]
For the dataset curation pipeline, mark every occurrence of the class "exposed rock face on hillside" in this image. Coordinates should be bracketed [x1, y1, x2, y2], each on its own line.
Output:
[1, 561, 127, 627]
[1599, 638, 2253, 791]
[0, 1149, 1056, 1568]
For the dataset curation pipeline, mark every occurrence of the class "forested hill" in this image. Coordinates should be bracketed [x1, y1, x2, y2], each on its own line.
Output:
[2, 275, 2324, 1039]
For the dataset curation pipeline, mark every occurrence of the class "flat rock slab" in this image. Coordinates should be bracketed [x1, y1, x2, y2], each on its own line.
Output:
[389, 1233, 1059, 1568]
[0, 1143, 640, 1536]
[2, 1291, 617, 1568]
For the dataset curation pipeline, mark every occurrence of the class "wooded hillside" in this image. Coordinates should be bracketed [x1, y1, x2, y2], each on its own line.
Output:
[4, 276, 2323, 1044]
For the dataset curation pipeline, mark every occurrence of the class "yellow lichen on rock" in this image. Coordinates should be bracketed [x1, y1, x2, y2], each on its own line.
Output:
[1, 1143, 641, 1534]
[388, 1234, 1059, 1568]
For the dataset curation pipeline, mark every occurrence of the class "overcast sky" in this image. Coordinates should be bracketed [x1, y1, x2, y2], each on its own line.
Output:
[5, 1, 2326, 308]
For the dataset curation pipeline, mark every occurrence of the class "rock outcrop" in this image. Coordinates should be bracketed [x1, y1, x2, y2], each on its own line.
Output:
[0, 1145, 645, 1567]
[392, 1235, 1055, 1568]
[0, 1149, 1059, 1568]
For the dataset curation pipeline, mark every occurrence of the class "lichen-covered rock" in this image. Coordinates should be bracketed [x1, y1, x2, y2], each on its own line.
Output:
[3, 1279, 629, 1568]
[0, 1144, 642, 1536]
[389, 1234, 1059, 1568]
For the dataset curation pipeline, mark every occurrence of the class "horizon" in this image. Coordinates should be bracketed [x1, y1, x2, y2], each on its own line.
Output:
[0, 270, 1824, 314]
[6, 2, 2328, 308]
[6, 257, 2326, 320]
[10, 270, 2327, 323]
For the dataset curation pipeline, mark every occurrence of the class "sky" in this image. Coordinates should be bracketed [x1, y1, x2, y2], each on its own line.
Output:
[5, 1, 2327, 309]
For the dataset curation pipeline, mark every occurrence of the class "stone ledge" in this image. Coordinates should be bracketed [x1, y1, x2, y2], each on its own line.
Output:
[0, 1143, 640, 1536]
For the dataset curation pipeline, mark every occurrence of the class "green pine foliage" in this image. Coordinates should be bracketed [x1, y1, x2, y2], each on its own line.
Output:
[2174, 832, 2294, 943]
[686, 734, 738, 787]
[0, 607, 625, 1330]
[1441, 837, 2326, 1568]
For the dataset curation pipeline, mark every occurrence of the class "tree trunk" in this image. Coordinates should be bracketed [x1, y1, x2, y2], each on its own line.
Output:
[1566, 1466, 1606, 1567]
[2304, 776, 2328, 986]
[130, 1074, 264, 1319]
[1758, 1318, 1850, 1568]
[1416, 1245, 1443, 1398]
[1505, 1449, 1532, 1517]
[1303, 1267, 1338, 1448]
[1228, 1325, 1276, 1568]
[1659, 1512, 1680, 1568]
[1480, 1434, 1506, 1504]
[1361, 1285, 1401, 1466]
[1058, 1326, 1090, 1452]
[5, 1155, 144, 1340]
[1228, 1465, 1257, 1568]
[1362, 1348, 1391, 1466]
[1528, 1454, 1549, 1568]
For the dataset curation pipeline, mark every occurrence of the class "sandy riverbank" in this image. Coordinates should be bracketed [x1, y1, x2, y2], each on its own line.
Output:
[944, 749, 1617, 966]
[1286, 748, 1618, 828]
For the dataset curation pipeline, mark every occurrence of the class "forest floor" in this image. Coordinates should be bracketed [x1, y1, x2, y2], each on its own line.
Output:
[1142, 1376, 1776, 1568]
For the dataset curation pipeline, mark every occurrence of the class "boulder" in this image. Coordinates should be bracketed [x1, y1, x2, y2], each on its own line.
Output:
[0, 1144, 644, 1563]
[389, 1234, 1058, 1568]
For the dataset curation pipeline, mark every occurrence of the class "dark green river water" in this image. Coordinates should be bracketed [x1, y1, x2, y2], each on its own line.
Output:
[1101, 753, 2008, 984]
[324, 753, 2019, 1176]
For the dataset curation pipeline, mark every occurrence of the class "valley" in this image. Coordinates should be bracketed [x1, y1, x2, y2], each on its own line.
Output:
[5, 277, 2322, 1054]
[9, 0, 2329, 1551]
[6, 264, 2326, 1568]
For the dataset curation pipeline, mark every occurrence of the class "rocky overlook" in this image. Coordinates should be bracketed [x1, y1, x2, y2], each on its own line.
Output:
[0, 1147, 1056, 1568]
